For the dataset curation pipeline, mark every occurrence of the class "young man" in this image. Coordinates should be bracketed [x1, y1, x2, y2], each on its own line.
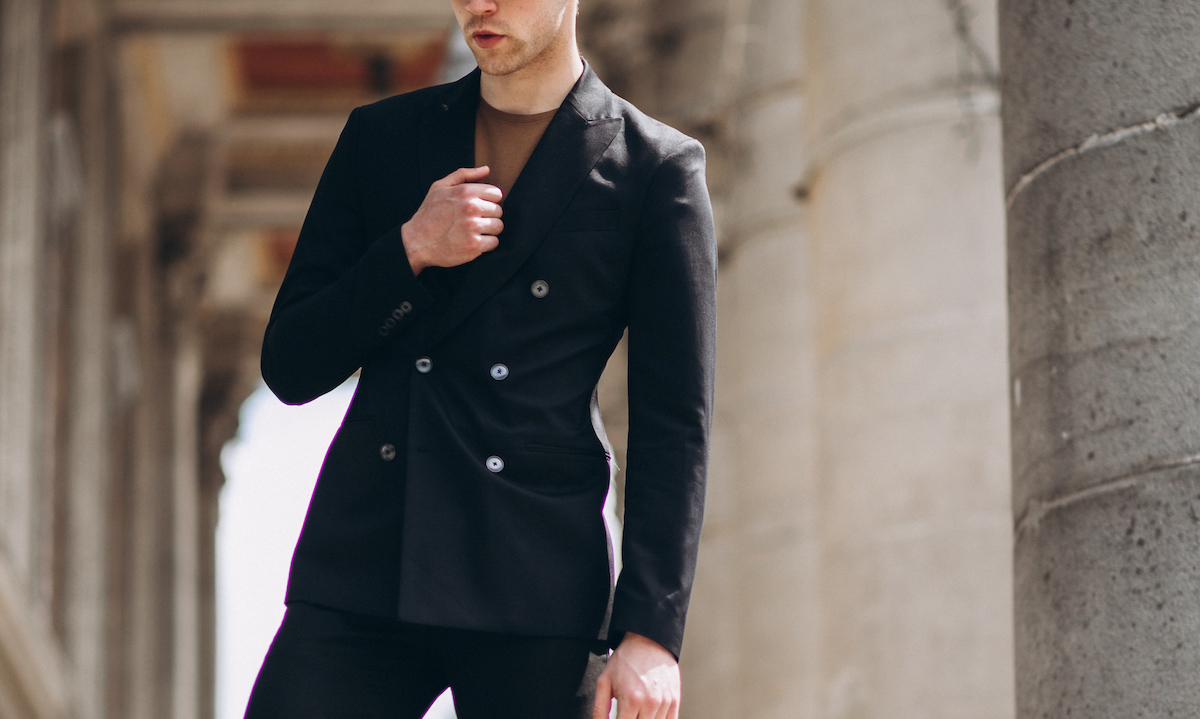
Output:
[246, 0, 715, 716]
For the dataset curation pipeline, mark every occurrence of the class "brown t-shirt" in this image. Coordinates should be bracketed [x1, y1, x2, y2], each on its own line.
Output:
[474, 99, 557, 201]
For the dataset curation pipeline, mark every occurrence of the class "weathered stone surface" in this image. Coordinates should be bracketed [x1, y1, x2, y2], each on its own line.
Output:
[1002, 2, 1200, 716]
[1014, 466, 1200, 717]
[999, 0, 1200, 190]
[1008, 121, 1200, 516]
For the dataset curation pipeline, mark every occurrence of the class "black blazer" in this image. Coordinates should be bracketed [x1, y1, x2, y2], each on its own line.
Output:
[261, 64, 716, 658]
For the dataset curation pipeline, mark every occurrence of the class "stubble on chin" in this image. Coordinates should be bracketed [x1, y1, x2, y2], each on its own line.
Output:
[473, 46, 528, 77]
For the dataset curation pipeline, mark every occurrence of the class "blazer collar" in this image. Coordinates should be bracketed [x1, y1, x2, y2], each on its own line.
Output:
[418, 61, 623, 349]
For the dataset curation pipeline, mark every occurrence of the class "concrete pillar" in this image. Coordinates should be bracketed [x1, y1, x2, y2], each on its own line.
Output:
[0, 0, 48, 592]
[1001, 2, 1200, 716]
[63, 26, 114, 719]
[805, 1, 1012, 717]
[172, 334, 202, 719]
[625, 0, 818, 717]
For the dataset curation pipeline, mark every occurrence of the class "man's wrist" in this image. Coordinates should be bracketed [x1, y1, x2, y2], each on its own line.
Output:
[618, 632, 677, 663]
[400, 221, 428, 275]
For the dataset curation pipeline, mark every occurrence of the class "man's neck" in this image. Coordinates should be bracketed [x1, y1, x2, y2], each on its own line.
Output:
[479, 44, 584, 115]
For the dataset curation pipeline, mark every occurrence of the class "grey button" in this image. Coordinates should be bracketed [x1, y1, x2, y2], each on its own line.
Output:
[531, 280, 549, 298]
[384, 317, 396, 328]
[378, 326, 390, 337]
[490, 363, 509, 380]
[486, 455, 505, 473]
[380, 444, 396, 461]
[415, 357, 432, 373]
[400, 301, 413, 313]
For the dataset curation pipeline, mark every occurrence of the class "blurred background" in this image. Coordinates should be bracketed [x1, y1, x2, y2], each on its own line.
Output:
[0, 0, 1014, 718]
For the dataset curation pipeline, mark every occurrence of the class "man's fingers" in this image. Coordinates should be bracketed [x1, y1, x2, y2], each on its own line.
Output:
[432, 165, 491, 188]
[592, 674, 614, 719]
[666, 697, 680, 719]
[652, 694, 672, 719]
[466, 195, 504, 217]
[464, 183, 504, 204]
[477, 234, 500, 254]
[469, 216, 503, 236]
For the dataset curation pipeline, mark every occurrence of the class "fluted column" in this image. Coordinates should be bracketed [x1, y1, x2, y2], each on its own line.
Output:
[805, 0, 1012, 716]
[1001, 2, 1200, 716]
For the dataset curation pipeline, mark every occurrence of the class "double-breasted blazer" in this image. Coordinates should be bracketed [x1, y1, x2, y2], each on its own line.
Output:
[261, 63, 716, 659]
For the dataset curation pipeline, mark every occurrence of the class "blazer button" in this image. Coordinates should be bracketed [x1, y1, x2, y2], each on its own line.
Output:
[531, 280, 549, 298]
[415, 357, 432, 373]
[490, 363, 509, 380]
[380, 444, 396, 461]
[486, 456, 505, 473]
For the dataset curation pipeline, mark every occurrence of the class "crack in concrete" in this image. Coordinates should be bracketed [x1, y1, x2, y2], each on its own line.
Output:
[1006, 104, 1200, 210]
[945, 0, 998, 87]
[945, 0, 998, 162]
[1014, 452, 1200, 535]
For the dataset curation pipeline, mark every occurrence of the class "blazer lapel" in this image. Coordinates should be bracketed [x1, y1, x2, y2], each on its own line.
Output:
[425, 67, 622, 348]
[417, 70, 479, 198]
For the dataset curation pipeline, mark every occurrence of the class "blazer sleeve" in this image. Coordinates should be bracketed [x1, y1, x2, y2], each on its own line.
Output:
[261, 107, 435, 405]
[610, 138, 717, 659]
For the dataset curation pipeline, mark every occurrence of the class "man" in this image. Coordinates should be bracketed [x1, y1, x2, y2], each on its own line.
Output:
[247, 0, 715, 716]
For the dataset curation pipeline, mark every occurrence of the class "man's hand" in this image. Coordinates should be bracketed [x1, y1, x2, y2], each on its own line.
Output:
[593, 632, 680, 719]
[401, 166, 503, 275]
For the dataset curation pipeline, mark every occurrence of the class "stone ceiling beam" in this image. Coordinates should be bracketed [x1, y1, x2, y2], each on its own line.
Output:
[225, 115, 347, 144]
[111, 0, 452, 33]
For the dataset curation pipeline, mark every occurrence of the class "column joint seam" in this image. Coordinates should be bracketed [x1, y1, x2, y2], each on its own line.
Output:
[1014, 452, 1200, 535]
[1005, 103, 1200, 210]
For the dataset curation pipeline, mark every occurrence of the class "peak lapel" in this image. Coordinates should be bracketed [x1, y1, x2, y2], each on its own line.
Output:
[417, 70, 479, 196]
[424, 69, 622, 348]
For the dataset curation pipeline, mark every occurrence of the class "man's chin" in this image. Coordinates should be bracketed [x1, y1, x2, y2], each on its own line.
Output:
[474, 55, 525, 77]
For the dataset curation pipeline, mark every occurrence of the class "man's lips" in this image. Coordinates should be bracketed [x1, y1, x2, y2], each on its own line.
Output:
[472, 31, 505, 49]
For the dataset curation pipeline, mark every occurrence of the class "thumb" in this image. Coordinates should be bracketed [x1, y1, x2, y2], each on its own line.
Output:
[592, 673, 614, 719]
[433, 165, 490, 188]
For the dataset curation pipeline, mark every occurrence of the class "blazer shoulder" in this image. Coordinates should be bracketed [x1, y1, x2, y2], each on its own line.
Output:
[609, 95, 705, 167]
[352, 77, 467, 128]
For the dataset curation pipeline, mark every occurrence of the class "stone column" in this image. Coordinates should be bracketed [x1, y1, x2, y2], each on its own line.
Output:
[0, 0, 48, 592]
[583, 1, 816, 714]
[172, 334, 202, 719]
[1001, 2, 1200, 716]
[632, 0, 817, 716]
[805, 0, 1012, 716]
[63, 21, 114, 719]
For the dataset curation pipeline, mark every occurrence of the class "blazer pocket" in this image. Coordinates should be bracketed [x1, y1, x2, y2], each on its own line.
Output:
[551, 209, 620, 233]
[498, 443, 610, 496]
[525, 442, 609, 459]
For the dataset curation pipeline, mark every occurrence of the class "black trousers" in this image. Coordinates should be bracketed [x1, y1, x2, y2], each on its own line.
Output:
[244, 602, 606, 719]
